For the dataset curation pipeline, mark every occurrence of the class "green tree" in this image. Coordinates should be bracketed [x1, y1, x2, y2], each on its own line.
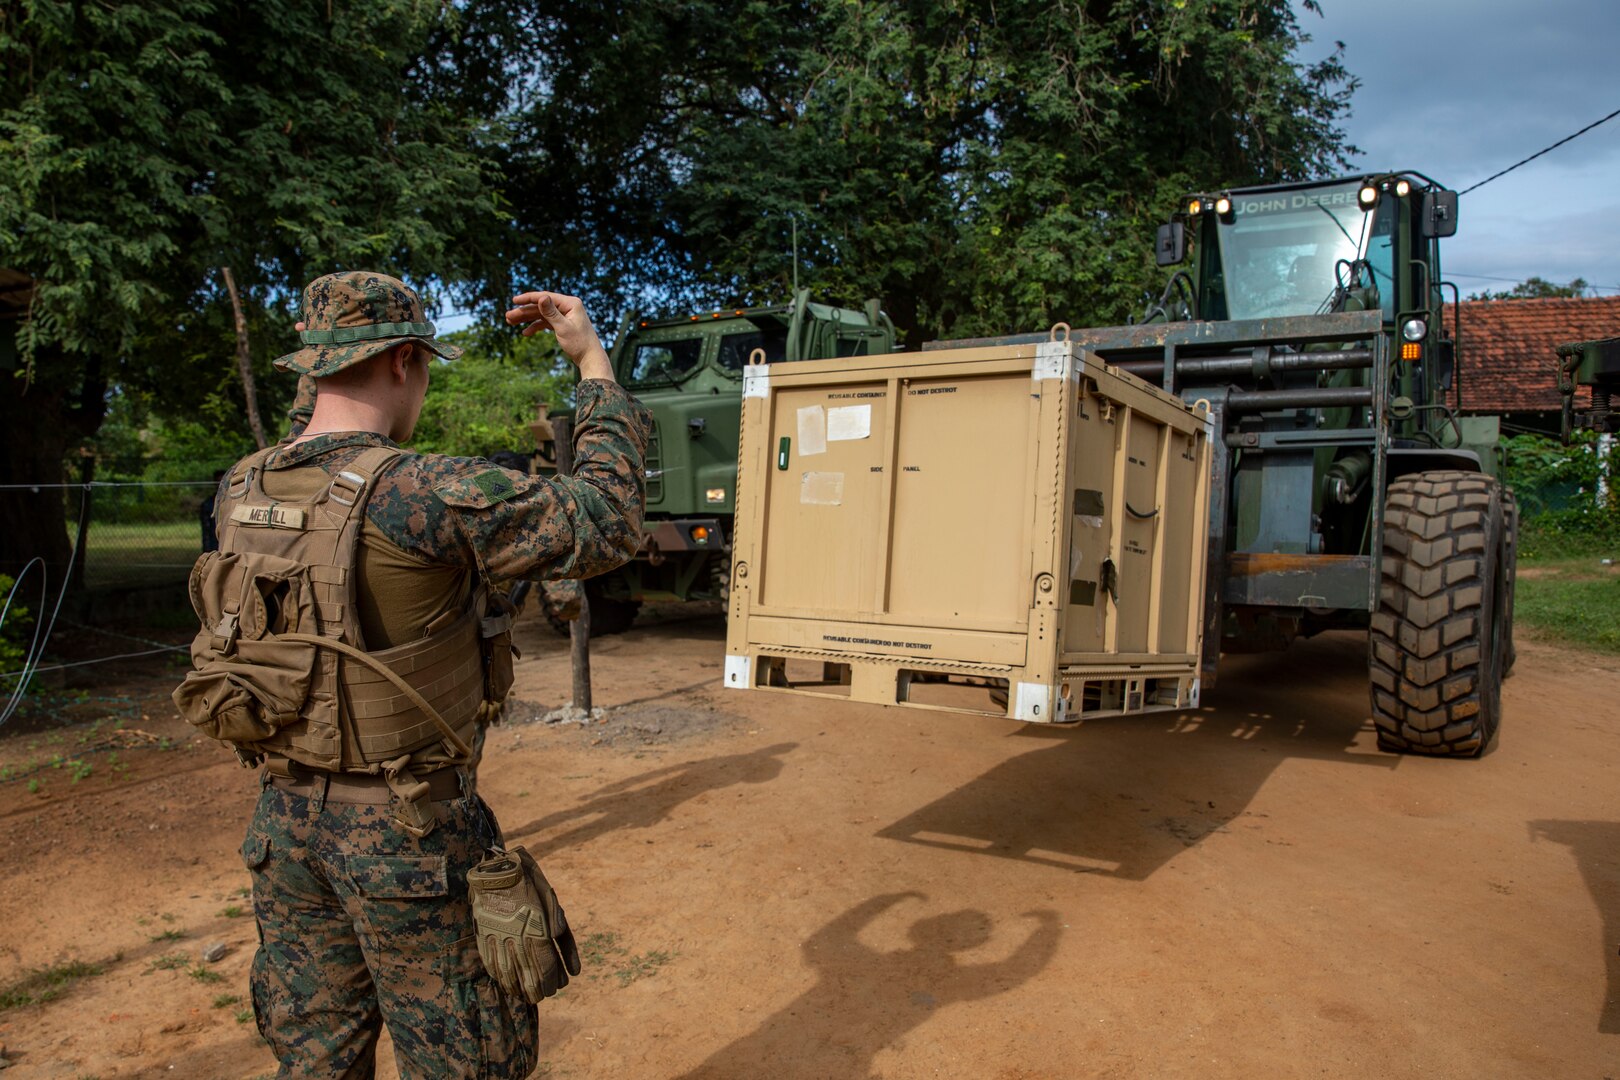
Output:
[0, 0, 513, 578]
[504, 0, 1357, 340]
[410, 329, 573, 459]
[1467, 276, 1592, 302]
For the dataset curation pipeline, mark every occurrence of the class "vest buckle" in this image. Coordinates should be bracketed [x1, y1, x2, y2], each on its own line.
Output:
[381, 755, 438, 839]
[327, 470, 367, 507]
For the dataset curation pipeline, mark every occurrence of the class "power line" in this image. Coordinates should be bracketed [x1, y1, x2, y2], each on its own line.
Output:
[1460, 106, 1620, 196]
[1447, 271, 1620, 294]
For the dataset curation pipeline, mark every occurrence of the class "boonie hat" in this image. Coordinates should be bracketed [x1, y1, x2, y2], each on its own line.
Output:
[274, 271, 464, 377]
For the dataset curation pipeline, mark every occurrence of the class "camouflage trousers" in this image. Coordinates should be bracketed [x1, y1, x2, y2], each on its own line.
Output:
[241, 781, 539, 1079]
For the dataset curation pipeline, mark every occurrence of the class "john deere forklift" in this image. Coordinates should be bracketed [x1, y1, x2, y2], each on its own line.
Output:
[935, 173, 1515, 756]
[547, 289, 895, 634]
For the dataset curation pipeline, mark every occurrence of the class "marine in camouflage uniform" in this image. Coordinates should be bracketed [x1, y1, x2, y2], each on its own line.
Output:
[218, 271, 649, 1079]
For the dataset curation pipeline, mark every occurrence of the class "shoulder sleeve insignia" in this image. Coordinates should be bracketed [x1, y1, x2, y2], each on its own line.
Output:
[472, 468, 518, 503]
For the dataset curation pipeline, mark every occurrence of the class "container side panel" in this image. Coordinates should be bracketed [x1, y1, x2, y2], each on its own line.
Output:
[1115, 411, 1163, 653]
[886, 372, 1035, 627]
[1061, 402, 1119, 653]
[1155, 430, 1201, 652]
[757, 381, 890, 612]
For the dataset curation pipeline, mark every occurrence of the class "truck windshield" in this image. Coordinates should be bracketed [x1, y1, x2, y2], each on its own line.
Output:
[630, 338, 703, 383]
[1216, 183, 1372, 320]
[716, 327, 788, 370]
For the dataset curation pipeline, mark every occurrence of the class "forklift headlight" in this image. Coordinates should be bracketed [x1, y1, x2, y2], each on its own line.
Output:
[1214, 196, 1232, 215]
[1358, 184, 1379, 209]
[1401, 317, 1428, 342]
[1394, 178, 1412, 198]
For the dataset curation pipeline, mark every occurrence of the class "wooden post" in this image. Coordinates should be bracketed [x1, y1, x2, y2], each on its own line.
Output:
[550, 415, 592, 710]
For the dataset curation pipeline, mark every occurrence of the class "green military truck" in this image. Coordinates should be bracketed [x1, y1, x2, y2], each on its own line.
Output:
[554, 289, 896, 633]
[935, 172, 1516, 756]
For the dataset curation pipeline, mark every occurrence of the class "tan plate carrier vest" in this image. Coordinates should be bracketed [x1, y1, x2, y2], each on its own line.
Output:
[173, 446, 515, 836]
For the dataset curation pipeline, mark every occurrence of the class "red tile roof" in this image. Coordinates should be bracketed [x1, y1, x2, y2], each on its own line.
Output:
[1448, 296, 1620, 413]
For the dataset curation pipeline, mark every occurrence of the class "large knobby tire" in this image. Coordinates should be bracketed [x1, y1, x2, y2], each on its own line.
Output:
[1501, 488, 1519, 677]
[1369, 470, 1509, 756]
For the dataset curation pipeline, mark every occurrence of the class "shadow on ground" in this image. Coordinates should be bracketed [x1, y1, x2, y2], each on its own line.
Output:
[503, 742, 797, 857]
[1530, 819, 1620, 1035]
[879, 632, 1390, 880]
[677, 891, 1060, 1079]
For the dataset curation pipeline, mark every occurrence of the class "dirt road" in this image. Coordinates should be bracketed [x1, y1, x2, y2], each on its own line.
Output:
[0, 609, 1615, 1078]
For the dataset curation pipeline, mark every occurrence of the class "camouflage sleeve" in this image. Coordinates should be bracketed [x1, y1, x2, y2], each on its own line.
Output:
[367, 380, 652, 583]
[284, 375, 318, 441]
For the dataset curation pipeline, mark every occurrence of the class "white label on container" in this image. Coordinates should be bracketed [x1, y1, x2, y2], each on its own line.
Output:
[800, 471, 844, 506]
[826, 404, 871, 441]
[797, 405, 827, 456]
[723, 654, 752, 689]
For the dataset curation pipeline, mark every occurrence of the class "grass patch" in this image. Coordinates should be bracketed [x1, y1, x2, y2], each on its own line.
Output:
[188, 965, 225, 984]
[577, 930, 676, 987]
[220, 905, 246, 919]
[235, 1008, 254, 1024]
[149, 953, 188, 971]
[0, 960, 105, 1011]
[212, 993, 242, 1008]
[1515, 555, 1620, 654]
[149, 928, 186, 943]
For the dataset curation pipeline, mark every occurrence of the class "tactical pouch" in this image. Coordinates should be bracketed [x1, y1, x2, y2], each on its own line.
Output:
[479, 592, 518, 711]
[172, 550, 321, 744]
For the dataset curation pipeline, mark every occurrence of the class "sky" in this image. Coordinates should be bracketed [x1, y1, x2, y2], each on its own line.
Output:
[1292, 0, 1620, 297]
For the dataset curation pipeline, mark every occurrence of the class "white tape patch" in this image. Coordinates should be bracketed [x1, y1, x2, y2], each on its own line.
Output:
[797, 405, 827, 456]
[743, 365, 770, 399]
[800, 471, 844, 506]
[827, 404, 871, 441]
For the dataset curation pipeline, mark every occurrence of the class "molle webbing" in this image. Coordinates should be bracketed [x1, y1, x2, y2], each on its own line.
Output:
[220, 445, 484, 773]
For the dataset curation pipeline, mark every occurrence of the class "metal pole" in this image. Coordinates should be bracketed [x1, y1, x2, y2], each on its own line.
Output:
[550, 416, 592, 711]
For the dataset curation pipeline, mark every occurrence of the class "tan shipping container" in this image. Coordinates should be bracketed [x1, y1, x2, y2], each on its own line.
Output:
[721, 332, 1214, 723]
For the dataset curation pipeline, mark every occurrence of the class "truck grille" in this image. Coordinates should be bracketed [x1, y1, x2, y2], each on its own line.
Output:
[645, 423, 663, 503]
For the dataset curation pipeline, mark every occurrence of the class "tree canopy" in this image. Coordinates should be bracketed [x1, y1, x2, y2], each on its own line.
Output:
[2, 0, 1360, 575]
[0, 0, 512, 572]
[1467, 276, 1593, 302]
[504, 0, 1358, 340]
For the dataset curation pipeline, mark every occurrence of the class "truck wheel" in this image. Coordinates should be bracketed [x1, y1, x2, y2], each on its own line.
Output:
[1369, 471, 1509, 756]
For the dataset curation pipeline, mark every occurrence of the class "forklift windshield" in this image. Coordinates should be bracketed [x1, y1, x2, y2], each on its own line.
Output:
[1215, 182, 1373, 320]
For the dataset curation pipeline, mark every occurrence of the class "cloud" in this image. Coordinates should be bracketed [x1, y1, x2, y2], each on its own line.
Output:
[1295, 0, 1620, 291]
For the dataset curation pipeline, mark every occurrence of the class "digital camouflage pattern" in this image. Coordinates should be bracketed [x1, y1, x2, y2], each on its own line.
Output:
[286, 374, 318, 439]
[237, 379, 651, 583]
[275, 271, 464, 377]
[243, 783, 538, 1078]
[223, 365, 648, 1075]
